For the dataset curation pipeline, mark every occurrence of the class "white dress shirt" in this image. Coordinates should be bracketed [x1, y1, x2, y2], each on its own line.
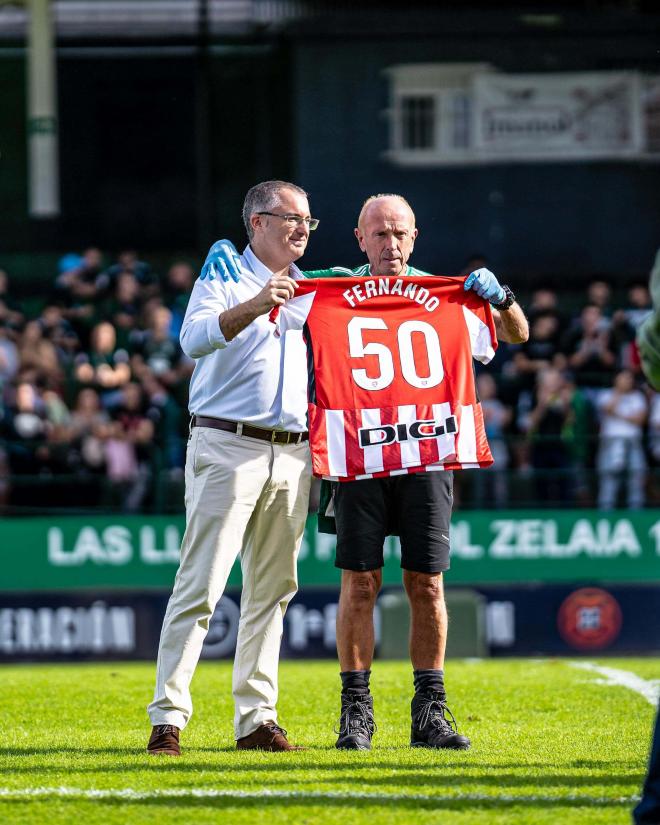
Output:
[597, 389, 647, 439]
[180, 245, 308, 431]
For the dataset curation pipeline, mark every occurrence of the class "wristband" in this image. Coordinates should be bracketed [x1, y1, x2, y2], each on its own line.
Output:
[491, 284, 516, 311]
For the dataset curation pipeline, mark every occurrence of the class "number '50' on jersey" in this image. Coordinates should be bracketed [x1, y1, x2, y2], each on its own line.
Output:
[270, 274, 498, 481]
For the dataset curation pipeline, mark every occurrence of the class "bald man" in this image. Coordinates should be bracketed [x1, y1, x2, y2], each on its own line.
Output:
[205, 194, 528, 752]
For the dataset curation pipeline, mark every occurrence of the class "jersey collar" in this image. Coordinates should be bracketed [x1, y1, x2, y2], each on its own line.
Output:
[367, 264, 413, 277]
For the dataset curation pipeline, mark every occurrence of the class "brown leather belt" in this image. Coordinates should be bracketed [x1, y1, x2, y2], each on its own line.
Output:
[192, 415, 309, 445]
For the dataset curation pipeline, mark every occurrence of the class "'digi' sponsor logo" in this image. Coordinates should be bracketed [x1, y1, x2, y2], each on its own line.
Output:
[358, 416, 457, 448]
[557, 587, 622, 650]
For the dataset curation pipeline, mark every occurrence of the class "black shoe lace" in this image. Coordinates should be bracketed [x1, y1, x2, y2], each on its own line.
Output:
[335, 696, 377, 737]
[413, 697, 459, 735]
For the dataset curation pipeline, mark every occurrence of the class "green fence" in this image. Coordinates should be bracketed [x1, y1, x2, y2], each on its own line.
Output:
[3, 510, 660, 592]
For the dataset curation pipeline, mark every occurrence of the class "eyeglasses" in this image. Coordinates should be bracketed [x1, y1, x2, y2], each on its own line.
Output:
[257, 212, 320, 231]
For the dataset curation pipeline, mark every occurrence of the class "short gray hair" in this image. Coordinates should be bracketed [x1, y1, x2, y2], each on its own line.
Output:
[242, 180, 309, 240]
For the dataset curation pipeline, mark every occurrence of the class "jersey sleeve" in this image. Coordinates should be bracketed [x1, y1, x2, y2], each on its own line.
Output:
[461, 295, 498, 364]
[269, 279, 319, 335]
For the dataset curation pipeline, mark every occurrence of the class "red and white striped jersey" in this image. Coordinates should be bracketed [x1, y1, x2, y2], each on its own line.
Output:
[271, 275, 498, 481]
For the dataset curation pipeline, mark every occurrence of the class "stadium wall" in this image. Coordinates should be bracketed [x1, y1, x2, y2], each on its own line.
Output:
[291, 36, 660, 279]
[1, 512, 659, 661]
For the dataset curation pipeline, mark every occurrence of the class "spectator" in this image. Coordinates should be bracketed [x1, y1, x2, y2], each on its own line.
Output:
[58, 387, 111, 509]
[524, 368, 574, 506]
[610, 284, 654, 374]
[1, 382, 54, 506]
[17, 320, 63, 387]
[587, 279, 612, 317]
[104, 382, 154, 511]
[163, 262, 194, 338]
[511, 313, 564, 391]
[96, 249, 155, 296]
[130, 306, 186, 388]
[562, 373, 596, 505]
[624, 284, 653, 329]
[648, 391, 660, 467]
[55, 247, 103, 302]
[596, 369, 647, 510]
[141, 372, 184, 471]
[561, 304, 616, 390]
[0, 269, 25, 333]
[0, 322, 20, 388]
[102, 271, 144, 349]
[73, 321, 131, 392]
[67, 387, 109, 472]
[527, 288, 562, 325]
[472, 373, 511, 508]
[39, 305, 80, 369]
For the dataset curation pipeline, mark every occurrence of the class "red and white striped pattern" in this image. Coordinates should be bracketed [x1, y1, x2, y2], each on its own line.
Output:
[310, 402, 492, 481]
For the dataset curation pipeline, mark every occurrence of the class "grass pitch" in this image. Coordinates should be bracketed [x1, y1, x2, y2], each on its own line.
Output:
[1, 658, 655, 824]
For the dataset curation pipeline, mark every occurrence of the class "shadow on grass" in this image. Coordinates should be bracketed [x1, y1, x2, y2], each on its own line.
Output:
[0, 796, 635, 812]
[1, 764, 644, 793]
[0, 747, 641, 771]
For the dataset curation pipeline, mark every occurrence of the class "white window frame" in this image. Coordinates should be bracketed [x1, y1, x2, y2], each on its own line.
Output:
[643, 75, 660, 156]
[385, 62, 492, 167]
[385, 63, 660, 166]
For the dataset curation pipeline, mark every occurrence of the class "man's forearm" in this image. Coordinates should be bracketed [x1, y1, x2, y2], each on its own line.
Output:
[494, 302, 529, 344]
[219, 299, 263, 342]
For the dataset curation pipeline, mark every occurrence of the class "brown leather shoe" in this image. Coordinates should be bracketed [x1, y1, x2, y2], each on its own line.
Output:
[147, 724, 181, 756]
[236, 723, 304, 751]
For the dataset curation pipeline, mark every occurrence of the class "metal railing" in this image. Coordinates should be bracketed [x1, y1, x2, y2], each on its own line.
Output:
[1, 433, 658, 515]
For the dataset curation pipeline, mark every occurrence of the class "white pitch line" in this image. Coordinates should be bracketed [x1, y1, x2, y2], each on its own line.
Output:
[0, 787, 638, 805]
[570, 661, 660, 707]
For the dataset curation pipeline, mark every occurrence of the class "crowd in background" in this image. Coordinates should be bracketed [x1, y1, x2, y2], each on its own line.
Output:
[0, 249, 194, 512]
[471, 276, 656, 511]
[0, 248, 657, 512]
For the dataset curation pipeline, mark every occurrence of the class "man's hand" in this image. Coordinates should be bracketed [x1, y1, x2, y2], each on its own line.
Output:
[219, 275, 297, 342]
[251, 276, 298, 315]
[200, 239, 242, 282]
[464, 268, 506, 305]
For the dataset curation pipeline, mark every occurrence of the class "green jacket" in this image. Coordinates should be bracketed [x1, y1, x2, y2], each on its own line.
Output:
[301, 263, 433, 533]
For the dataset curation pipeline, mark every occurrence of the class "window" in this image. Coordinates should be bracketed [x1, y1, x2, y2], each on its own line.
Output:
[450, 91, 472, 150]
[400, 95, 435, 150]
[386, 62, 491, 166]
[644, 77, 660, 154]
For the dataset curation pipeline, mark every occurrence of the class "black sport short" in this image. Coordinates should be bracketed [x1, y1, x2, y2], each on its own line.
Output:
[333, 471, 454, 574]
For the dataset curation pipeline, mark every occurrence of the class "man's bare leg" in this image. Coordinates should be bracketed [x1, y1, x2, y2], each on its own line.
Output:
[334, 569, 381, 750]
[336, 569, 382, 670]
[403, 570, 446, 669]
[403, 569, 469, 750]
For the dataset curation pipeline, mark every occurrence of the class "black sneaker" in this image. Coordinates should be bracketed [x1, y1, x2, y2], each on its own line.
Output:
[335, 691, 376, 750]
[410, 691, 471, 750]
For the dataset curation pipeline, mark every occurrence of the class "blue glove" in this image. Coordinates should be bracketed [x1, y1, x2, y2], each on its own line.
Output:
[200, 239, 242, 282]
[464, 268, 505, 305]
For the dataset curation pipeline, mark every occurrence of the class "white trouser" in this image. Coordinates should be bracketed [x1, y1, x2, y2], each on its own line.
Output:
[148, 426, 312, 739]
[597, 435, 646, 510]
